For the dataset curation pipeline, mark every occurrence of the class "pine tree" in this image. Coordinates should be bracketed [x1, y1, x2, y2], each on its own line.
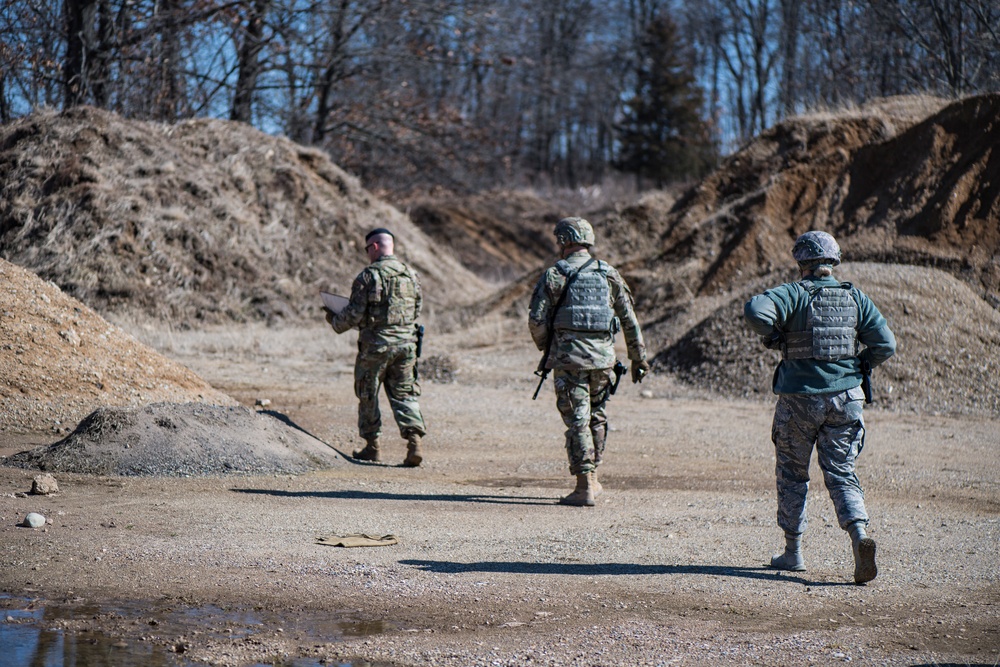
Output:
[616, 14, 717, 188]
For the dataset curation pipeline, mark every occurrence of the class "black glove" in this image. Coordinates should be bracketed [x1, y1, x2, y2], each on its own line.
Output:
[761, 331, 783, 350]
[631, 359, 650, 383]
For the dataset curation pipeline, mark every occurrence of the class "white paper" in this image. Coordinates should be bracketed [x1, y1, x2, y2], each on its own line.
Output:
[320, 291, 350, 315]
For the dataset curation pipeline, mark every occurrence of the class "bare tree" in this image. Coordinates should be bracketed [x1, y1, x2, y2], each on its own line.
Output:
[867, 0, 1000, 97]
[778, 0, 802, 115]
[4, 0, 999, 194]
[230, 0, 271, 123]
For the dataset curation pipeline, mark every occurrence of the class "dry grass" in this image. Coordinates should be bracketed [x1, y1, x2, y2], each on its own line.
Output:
[0, 107, 489, 327]
[793, 93, 952, 132]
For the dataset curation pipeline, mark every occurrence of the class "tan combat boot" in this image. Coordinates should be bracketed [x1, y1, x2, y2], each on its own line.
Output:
[352, 436, 380, 462]
[559, 473, 595, 507]
[590, 470, 603, 498]
[403, 432, 423, 467]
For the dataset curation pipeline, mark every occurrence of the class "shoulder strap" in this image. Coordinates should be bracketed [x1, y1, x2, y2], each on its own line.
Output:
[798, 279, 821, 296]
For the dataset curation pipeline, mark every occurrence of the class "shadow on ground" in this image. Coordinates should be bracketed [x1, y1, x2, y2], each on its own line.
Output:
[232, 487, 556, 506]
[398, 559, 856, 587]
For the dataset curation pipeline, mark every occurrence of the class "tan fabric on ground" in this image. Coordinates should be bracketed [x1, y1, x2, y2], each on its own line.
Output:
[316, 534, 398, 547]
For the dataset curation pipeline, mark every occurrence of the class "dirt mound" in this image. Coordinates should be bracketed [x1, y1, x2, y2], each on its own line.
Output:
[0, 258, 236, 434]
[628, 94, 1000, 320]
[2, 403, 343, 476]
[406, 190, 561, 282]
[403, 186, 669, 282]
[653, 262, 1000, 416]
[0, 106, 487, 325]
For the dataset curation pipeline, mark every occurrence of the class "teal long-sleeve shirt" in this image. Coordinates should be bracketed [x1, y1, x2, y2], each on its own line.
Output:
[743, 274, 896, 395]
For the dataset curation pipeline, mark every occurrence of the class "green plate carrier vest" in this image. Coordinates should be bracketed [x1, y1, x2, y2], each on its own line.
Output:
[782, 281, 859, 361]
[552, 259, 614, 332]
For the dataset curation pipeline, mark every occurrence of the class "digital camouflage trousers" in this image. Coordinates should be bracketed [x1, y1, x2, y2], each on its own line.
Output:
[354, 341, 425, 440]
[771, 386, 869, 536]
[553, 367, 615, 475]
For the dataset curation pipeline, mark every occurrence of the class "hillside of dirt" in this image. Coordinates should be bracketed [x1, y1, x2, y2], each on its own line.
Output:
[435, 187, 680, 324]
[0, 106, 488, 326]
[404, 190, 562, 282]
[401, 187, 675, 283]
[0, 258, 236, 435]
[624, 94, 1000, 320]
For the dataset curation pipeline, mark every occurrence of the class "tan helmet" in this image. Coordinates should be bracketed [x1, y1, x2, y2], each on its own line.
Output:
[554, 217, 595, 247]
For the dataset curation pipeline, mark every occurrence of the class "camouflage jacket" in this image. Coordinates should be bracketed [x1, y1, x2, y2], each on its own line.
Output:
[332, 255, 422, 347]
[528, 250, 646, 370]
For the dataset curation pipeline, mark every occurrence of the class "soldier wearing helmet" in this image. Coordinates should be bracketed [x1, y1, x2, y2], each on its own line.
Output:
[744, 230, 896, 584]
[528, 217, 650, 507]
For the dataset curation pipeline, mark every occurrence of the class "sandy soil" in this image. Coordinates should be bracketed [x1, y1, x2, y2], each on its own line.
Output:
[1, 322, 998, 667]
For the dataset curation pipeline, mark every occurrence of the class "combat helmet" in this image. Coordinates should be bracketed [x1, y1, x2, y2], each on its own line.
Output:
[554, 217, 596, 247]
[792, 231, 841, 266]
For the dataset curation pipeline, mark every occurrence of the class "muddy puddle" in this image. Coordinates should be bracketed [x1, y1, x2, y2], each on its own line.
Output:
[0, 594, 395, 666]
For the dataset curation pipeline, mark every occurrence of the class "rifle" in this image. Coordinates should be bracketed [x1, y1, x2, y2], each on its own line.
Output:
[860, 358, 873, 404]
[532, 258, 595, 400]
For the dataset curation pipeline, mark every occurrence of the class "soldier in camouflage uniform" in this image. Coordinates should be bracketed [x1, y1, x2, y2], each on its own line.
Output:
[744, 231, 896, 584]
[327, 228, 426, 467]
[528, 217, 650, 507]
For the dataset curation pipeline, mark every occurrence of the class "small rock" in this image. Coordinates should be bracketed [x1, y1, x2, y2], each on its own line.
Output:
[59, 329, 81, 346]
[31, 474, 59, 495]
[640, 389, 654, 398]
[255, 398, 271, 408]
[23, 512, 46, 528]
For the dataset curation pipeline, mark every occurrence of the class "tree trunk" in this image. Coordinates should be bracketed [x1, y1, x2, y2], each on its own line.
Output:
[231, 0, 270, 123]
[63, 0, 99, 108]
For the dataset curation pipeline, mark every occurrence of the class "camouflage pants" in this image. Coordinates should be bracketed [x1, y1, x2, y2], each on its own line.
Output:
[771, 386, 868, 535]
[553, 367, 614, 475]
[355, 341, 425, 440]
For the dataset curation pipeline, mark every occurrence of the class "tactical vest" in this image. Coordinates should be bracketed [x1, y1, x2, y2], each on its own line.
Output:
[552, 259, 614, 332]
[365, 260, 418, 328]
[782, 281, 859, 361]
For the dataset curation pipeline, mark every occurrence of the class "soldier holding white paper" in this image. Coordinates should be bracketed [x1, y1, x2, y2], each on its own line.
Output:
[325, 228, 426, 467]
